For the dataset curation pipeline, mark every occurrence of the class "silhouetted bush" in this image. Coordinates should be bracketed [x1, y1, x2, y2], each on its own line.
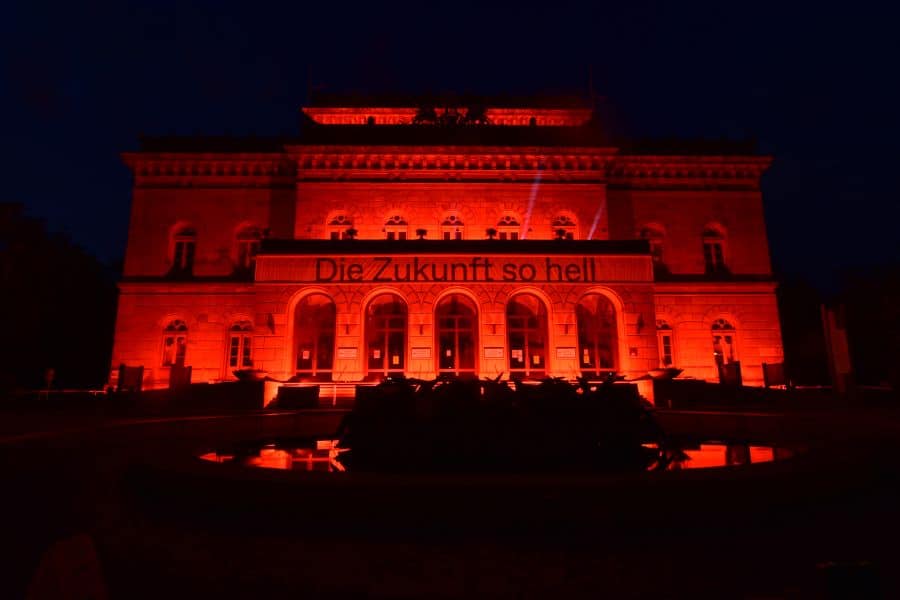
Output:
[336, 375, 669, 474]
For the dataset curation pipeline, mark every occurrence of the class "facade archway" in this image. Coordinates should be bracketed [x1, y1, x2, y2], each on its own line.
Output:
[293, 293, 336, 380]
[506, 293, 548, 378]
[365, 293, 408, 379]
[576, 293, 619, 377]
[435, 293, 478, 376]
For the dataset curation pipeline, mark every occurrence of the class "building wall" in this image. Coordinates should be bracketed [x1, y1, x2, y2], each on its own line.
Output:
[112, 279, 658, 386]
[124, 186, 294, 277]
[112, 139, 783, 395]
[293, 182, 609, 241]
[655, 283, 783, 386]
[111, 283, 256, 388]
[609, 188, 772, 275]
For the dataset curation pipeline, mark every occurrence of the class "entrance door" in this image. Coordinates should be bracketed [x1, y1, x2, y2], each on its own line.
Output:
[436, 294, 478, 376]
[506, 294, 548, 378]
[294, 294, 336, 380]
[576, 293, 618, 378]
[365, 294, 407, 379]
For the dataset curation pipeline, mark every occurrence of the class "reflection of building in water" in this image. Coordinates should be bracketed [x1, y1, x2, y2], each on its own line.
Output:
[109, 97, 783, 394]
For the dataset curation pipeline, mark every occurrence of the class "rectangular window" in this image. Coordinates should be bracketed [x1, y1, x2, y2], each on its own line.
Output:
[237, 240, 259, 269]
[229, 335, 253, 368]
[173, 240, 195, 271]
[163, 335, 187, 366]
[704, 241, 724, 272]
[658, 332, 673, 367]
[650, 240, 663, 264]
[712, 334, 736, 365]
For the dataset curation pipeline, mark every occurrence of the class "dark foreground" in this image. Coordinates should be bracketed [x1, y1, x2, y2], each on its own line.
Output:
[1, 405, 899, 599]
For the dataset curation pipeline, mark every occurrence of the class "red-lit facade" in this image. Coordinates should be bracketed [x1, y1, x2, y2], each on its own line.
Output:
[111, 102, 783, 400]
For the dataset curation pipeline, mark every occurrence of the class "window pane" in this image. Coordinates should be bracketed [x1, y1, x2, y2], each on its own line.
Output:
[241, 336, 252, 367]
[175, 336, 186, 365]
[229, 336, 239, 367]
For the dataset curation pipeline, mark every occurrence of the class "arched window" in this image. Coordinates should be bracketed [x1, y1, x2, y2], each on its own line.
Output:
[440, 214, 465, 240]
[497, 214, 520, 240]
[327, 214, 353, 240]
[576, 294, 618, 376]
[235, 226, 262, 271]
[551, 214, 577, 240]
[639, 225, 665, 267]
[656, 320, 674, 367]
[384, 215, 408, 240]
[703, 225, 727, 274]
[506, 294, 548, 378]
[162, 319, 188, 367]
[365, 294, 407, 378]
[294, 294, 336, 380]
[711, 318, 737, 372]
[171, 226, 196, 275]
[228, 320, 253, 369]
[436, 294, 478, 376]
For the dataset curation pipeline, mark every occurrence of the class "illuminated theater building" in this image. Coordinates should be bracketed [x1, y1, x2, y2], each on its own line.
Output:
[110, 98, 783, 400]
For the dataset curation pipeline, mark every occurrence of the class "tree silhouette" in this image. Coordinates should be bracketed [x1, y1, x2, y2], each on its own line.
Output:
[0, 203, 118, 390]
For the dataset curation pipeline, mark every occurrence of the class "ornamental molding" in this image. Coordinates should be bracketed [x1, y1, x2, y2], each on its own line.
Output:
[122, 149, 771, 188]
[608, 155, 772, 190]
[122, 153, 296, 188]
[286, 145, 617, 182]
[301, 107, 593, 127]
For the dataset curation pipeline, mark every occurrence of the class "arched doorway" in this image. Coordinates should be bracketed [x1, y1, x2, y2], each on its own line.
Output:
[576, 293, 618, 378]
[435, 294, 478, 377]
[506, 294, 548, 378]
[293, 294, 336, 380]
[365, 293, 407, 379]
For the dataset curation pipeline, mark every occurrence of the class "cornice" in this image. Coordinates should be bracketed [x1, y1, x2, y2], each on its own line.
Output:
[653, 280, 777, 293]
[608, 155, 772, 190]
[120, 148, 772, 188]
[122, 152, 296, 188]
[285, 145, 617, 182]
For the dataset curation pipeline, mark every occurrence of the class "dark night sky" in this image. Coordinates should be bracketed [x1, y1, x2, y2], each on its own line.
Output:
[3, 1, 899, 289]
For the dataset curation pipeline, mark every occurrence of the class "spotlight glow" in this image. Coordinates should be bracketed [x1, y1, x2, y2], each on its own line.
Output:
[520, 168, 542, 239]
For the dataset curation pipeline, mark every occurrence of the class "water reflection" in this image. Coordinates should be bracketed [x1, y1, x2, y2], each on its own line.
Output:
[661, 442, 794, 470]
[200, 439, 796, 472]
[200, 441, 345, 472]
